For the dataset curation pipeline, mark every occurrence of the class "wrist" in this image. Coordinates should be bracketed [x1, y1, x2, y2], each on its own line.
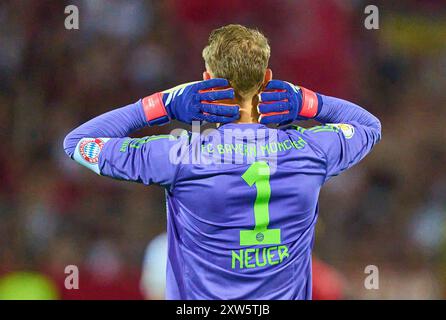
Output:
[297, 87, 322, 119]
[141, 92, 171, 126]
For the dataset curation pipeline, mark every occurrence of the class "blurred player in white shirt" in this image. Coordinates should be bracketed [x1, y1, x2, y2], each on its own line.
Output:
[140, 233, 167, 300]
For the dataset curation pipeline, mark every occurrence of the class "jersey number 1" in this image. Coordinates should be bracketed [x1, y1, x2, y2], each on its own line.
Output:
[240, 161, 281, 246]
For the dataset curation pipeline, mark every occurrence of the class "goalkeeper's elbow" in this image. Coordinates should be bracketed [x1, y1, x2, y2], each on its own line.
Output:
[370, 114, 382, 143]
[63, 130, 79, 159]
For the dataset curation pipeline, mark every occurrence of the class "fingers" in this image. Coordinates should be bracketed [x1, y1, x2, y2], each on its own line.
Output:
[258, 80, 300, 125]
[201, 113, 240, 124]
[259, 112, 290, 125]
[257, 101, 289, 114]
[201, 103, 239, 117]
[199, 88, 235, 101]
[260, 91, 288, 102]
[264, 79, 291, 90]
[198, 78, 230, 90]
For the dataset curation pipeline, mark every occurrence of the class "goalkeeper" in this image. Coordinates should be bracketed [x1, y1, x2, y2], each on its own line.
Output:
[64, 24, 381, 299]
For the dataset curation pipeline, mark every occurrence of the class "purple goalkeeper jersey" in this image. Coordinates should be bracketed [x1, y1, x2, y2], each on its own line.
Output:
[64, 95, 381, 300]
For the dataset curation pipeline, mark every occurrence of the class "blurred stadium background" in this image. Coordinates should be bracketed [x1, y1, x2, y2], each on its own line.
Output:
[0, 0, 445, 299]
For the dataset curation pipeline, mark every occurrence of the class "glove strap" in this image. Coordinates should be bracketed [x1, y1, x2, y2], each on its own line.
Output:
[142, 93, 170, 126]
[298, 87, 319, 118]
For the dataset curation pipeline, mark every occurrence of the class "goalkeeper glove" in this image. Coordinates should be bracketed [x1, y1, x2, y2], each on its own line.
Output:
[258, 80, 322, 126]
[141, 78, 239, 126]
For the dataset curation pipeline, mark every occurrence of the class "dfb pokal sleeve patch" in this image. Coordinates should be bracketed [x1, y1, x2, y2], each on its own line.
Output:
[329, 123, 355, 139]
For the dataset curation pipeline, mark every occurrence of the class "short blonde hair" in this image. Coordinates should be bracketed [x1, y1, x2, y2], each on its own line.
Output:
[202, 24, 270, 95]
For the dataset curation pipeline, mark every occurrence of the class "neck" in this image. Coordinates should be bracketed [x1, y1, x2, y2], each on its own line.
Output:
[234, 94, 260, 124]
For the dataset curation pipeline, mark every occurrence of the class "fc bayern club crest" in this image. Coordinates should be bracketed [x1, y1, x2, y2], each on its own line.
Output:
[79, 138, 104, 164]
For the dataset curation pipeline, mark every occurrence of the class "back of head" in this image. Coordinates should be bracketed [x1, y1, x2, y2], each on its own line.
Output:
[202, 24, 271, 98]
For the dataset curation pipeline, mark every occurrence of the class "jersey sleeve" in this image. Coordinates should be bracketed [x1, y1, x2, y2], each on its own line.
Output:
[301, 121, 380, 181]
[73, 134, 188, 188]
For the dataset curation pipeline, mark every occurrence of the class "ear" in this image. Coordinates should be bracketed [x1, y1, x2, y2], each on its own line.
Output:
[264, 68, 272, 84]
[203, 71, 211, 80]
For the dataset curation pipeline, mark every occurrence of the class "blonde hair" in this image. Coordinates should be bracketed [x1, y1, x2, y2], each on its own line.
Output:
[202, 24, 270, 96]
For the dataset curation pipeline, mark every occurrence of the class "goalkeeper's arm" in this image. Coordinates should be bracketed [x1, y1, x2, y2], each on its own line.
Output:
[301, 95, 382, 182]
[63, 100, 146, 159]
